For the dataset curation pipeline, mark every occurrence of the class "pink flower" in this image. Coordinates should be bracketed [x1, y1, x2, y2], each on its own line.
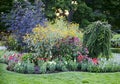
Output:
[8, 56, 14, 60]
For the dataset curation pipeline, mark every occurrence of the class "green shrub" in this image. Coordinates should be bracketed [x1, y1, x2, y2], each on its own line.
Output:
[83, 21, 112, 59]
[38, 60, 45, 67]
[7, 61, 16, 71]
[40, 62, 47, 74]
[80, 62, 88, 71]
[26, 62, 34, 74]
[55, 59, 68, 72]
[14, 62, 26, 73]
[14, 61, 35, 74]
[47, 61, 56, 72]
[22, 53, 32, 61]
[67, 60, 78, 71]
[3, 35, 24, 51]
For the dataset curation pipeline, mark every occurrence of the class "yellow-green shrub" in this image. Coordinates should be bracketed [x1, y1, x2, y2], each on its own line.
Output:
[24, 19, 83, 60]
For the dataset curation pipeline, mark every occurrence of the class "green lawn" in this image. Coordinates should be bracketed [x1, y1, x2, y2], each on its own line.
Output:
[0, 63, 120, 84]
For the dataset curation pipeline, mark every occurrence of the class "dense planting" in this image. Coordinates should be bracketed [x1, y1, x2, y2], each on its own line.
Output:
[0, 0, 119, 76]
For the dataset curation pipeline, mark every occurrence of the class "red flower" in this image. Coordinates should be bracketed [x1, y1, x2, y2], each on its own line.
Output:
[77, 55, 84, 62]
[92, 58, 98, 64]
[37, 58, 44, 60]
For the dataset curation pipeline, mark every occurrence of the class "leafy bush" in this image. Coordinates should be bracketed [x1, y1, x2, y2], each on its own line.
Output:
[40, 62, 47, 74]
[26, 62, 34, 74]
[47, 61, 56, 72]
[22, 53, 32, 61]
[14, 62, 26, 73]
[2, 0, 46, 50]
[55, 59, 68, 72]
[83, 21, 112, 59]
[3, 35, 23, 51]
[67, 60, 78, 71]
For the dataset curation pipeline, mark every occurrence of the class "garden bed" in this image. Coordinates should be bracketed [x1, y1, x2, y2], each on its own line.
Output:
[0, 50, 120, 74]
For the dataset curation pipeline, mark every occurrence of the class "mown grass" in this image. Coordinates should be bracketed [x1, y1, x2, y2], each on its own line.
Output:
[0, 63, 120, 84]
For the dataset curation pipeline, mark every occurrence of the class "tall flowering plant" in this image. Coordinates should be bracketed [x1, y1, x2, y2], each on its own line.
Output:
[2, 0, 47, 49]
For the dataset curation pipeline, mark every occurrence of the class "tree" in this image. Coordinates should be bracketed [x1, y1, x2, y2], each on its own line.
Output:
[2, 0, 46, 50]
[42, 0, 93, 28]
[85, 0, 120, 30]
[83, 21, 112, 59]
[0, 0, 13, 31]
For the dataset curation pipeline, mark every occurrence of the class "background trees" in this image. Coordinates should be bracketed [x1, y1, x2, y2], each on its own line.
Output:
[0, 0, 120, 31]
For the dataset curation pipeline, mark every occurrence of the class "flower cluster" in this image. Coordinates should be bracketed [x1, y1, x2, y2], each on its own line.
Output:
[8, 53, 23, 63]
[77, 53, 98, 65]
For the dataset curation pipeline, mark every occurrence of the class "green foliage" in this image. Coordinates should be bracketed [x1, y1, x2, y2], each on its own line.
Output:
[22, 53, 32, 61]
[26, 62, 34, 74]
[14, 61, 34, 74]
[38, 60, 45, 67]
[86, 0, 120, 30]
[0, 0, 13, 31]
[14, 62, 26, 73]
[40, 62, 47, 74]
[42, 0, 94, 28]
[72, 2, 93, 28]
[47, 61, 56, 72]
[3, 35, 24, 51]
[67, 60, 78, 71]
[55, 59, 68, 72]
[83, 21, 112, 59]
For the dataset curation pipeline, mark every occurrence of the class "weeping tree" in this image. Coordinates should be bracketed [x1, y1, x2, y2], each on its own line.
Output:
[83, 21, 112, 59]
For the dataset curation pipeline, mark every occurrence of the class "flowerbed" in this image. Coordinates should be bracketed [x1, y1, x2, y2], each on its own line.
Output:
[0, 51, 120, 74]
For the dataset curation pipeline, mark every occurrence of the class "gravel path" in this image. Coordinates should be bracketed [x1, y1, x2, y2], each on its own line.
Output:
[113, 53, 120, 61]
[0, 46, 6, 50]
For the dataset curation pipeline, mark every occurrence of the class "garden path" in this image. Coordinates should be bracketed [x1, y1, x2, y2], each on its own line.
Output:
[113, 53, 120, 62]
[0, 46, 6, 50]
